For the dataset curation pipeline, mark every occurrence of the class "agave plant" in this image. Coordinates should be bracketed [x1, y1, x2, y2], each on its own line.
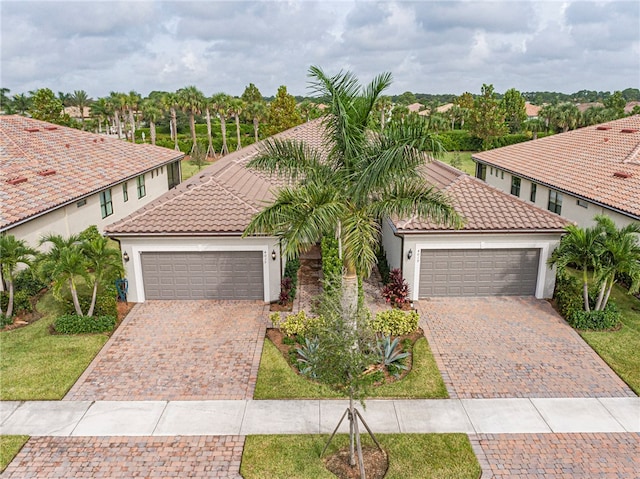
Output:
[375, 335, 409, 377]
[296, 336, 321, 379]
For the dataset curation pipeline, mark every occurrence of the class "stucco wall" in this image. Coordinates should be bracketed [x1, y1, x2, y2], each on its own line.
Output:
[401, 232, 562, 300]
[6, 168, 172, 249]
[483, 171, 638, 230]
[116, 235, 281, 303]
[381, 218, 403, 271]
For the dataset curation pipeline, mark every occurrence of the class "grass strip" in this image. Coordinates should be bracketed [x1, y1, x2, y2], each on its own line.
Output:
[240, 434, 481, 479]
[0, 436, 29, 472]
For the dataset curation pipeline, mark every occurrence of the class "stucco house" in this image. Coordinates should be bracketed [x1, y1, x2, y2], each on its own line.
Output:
[106, 119, 568, 303]
[472, 116, 640, 229]
[0, 115, 184, 248]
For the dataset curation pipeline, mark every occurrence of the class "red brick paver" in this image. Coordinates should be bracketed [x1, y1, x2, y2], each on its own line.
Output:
[471, 433, 640, 478]
[65, 301, 267, 401]
[1, 436, 245, 478]
[418, 297, 634, 398]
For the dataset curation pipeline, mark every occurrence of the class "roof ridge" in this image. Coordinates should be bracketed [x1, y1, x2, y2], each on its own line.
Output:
[622, 139, 640, 164]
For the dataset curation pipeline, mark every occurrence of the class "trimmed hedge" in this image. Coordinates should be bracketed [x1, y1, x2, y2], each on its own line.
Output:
[62, 285, 118, 318]
[54, 314, 116, 334]
[269, 310, 324, 338]
[369, 309, 419, 336]
[283, 257, 301, 302]
[554, 271, 583, 319]
[321, 236, 342, 297]
[569, 303, 621, 331]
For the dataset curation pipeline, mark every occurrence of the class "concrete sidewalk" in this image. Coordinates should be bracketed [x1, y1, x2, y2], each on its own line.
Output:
[2, 397, 638, 437]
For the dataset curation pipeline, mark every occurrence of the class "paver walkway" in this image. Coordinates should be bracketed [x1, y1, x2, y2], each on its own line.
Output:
[65, 301, 268, 401]
[418, 296, 635, 399]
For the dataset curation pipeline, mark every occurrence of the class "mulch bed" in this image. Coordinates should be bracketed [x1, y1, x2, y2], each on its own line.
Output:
[324, 445, 388, 479]
[266, 327, 424, 385]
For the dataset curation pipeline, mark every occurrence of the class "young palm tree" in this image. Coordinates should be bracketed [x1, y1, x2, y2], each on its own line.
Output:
[83, 237, 123, 317]
[203, 96, 216, 158]
[245, 100, 268, 142]
[140, 98, 163, 145]
[0, 235, 38, 319]
[211, 93, 231, 155]
[108, 92, 127, 139]
[548, 224, 603, 312]
[12, 93, 32, 116]
[177, 86, 205, 152]
[125, 91, 141, 142]
[229, 97, 245, 150]
[70, 90, 92, 130]
[244, 66, 462, 313]
[91, 97, 111, 134]
[162, 92, 180, 151]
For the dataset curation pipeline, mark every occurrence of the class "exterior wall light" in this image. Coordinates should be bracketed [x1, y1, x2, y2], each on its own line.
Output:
[407, 249, 413, 260]
[122, 252, 130, 262]
[271, 250, 277, 261]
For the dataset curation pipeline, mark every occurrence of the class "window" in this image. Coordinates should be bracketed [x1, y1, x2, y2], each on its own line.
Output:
[548, 190, 563, 215]
[137, 175, 146, 198]
[510, 176, 521, 197]
[122, 182, 128, 202]
[77, 199, 87, 208]
[576, 199, 588, 208]
[167, 160, 180, 190]
[99, 189, 113, 218]
[501, 171, 504, 179]
[530, 183, 537, 203]
[476, 163, 487, 181]
[490, 167, 494, 176]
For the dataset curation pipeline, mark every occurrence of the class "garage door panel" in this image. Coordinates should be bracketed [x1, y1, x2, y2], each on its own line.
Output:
[419, 249, 539, 297]
[142, 251, 264, 300]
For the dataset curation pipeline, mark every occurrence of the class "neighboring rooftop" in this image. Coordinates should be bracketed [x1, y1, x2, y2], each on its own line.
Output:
[525, 102, 541, 117]
[473, 115, 640, 219]
[394, 160, 569, 233]
[1, 115, 184, 231]
[107, 118, 569, 237]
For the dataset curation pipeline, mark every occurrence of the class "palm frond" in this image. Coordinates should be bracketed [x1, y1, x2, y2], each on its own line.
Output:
[247, 138, 324, 181]
[341, 209, 380, 278]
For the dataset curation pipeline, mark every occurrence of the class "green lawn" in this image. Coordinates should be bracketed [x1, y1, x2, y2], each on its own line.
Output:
[0, 436, 28, 472]
[241, 434, 480, 479]
[254, 337, 448, 400]
[579, 283, 640, 394]
[437, 152, 476, 176]
[0, 291, 109, 400]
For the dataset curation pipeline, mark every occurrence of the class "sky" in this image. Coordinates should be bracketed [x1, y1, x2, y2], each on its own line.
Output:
[1, 0, 639, 99]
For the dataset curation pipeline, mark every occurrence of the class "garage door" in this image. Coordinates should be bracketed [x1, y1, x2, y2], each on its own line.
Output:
[141, 251, 264, 300]
[419, 249, 539, 297]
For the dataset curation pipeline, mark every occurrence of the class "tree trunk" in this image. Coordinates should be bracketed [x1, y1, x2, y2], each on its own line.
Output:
[253, 117, 259, 142]
[189, 113, 197, 152]
[87, 280, 99, 318]
[116, 112, 123, 139]
[235, 114, 241, 150]
[171, 108, 179, 151]
[582, 270, 591, 312]
[594, 280, 606, 311]
[341, 273, 359, 322]
[206, 108, 214, 157]
[70, 279, 84, 316]
[150, 120, 157, 146]
[349, 397, 357, 467]
[6, 281, 14, 319]
[129, 110, 136, 142]
[600, 279, 615, 311]
[220, 117, 229, 155]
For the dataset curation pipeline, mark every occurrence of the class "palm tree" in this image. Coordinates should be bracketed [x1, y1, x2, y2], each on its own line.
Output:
[0, 235, 38, 319]
[83, 237, 123, 317]
[0, 87, 12, 113]
[373, 96, 392, 131]
[229, 97, 245, 150]
[593, 216, 640, 311]
[140, 97, 163, 145]
[125, 91, 141, 142]
[203, 96, 216, 158]
[162, 92, 180, 151]
[177, 86, 205, 152]
[91, 97, 111, 134]
[211, 93, 231, 155]
[245, 100, 268, 142]
[548, 224, 603, 312]
[70, 90, 92, 130]
[12, 93, 31, 116]
[108, 91, 126, 139]
[244, 66, 462, 313]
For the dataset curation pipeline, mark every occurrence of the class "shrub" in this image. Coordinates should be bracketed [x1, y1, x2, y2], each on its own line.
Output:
[437, 130, 483, 151]
[376, 246, 391, 284]
[54, 314, 116, 334]
[270, 310, 324, 338]
[569, 303, 621, 331]
[374, 335, 409, 377]
[62, 284, 118, 318]
[381, 268, 410, 308]
[369, 309, 419, 336]
[78, 225, 101, 243]
[281, 257, 300, 303]
[0, 290, 33, 317]
[553, 271, 583, 319]
[321, 235, 342, 297]
[13, 270, 47, 297]
[278, 277, 294, 305]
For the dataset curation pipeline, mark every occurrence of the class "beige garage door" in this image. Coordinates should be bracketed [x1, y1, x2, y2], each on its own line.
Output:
[419, 249, 540, 297]
[141, 251, 264, 300]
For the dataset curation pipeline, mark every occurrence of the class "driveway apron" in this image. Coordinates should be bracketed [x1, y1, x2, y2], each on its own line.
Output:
[418, 296, 635, 399]
[65, 301, 268, 401]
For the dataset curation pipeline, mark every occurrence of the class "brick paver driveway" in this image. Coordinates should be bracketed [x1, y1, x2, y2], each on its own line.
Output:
[418, 296, 635, 399]
[65, 301, 268, 401]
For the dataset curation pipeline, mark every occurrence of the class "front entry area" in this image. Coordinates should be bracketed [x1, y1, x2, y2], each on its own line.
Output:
[141, 251, 264, 300]
[418, 248, 540, 297]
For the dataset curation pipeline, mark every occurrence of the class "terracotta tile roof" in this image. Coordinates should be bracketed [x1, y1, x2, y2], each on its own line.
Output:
[525, 102, 541, 117]
[473, 115, 640, 219]
[1, 116, 184, 231]
[105, 119, 326, 235]
[407, 102, 423, 113]
[394, 160, 570, 233]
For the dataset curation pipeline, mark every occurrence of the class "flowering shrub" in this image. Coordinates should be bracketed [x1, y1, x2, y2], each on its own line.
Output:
[381, 268, 410, 308]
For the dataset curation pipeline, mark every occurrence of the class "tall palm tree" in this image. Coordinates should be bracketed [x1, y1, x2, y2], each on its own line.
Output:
[91, 97, 111, 133]
[12, 93, 31, 116]
[548, 224, 603, 312]
[211, 93, 231, 155]
[245, 100, 268, 142]
[70, 90, 92, 130]
[244, 66, 462, 313]
[203, 96, 216, 158]
[125, 91, 141, 142]
[108, 91, 127, 139]
[83, 237, 123, 317]
[0, 235, 38, 319]
[229, 97, 245, 150]
[162, 92, 180, 151]
[177, 86, 205, 152]
[140, 97, 163, 145]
